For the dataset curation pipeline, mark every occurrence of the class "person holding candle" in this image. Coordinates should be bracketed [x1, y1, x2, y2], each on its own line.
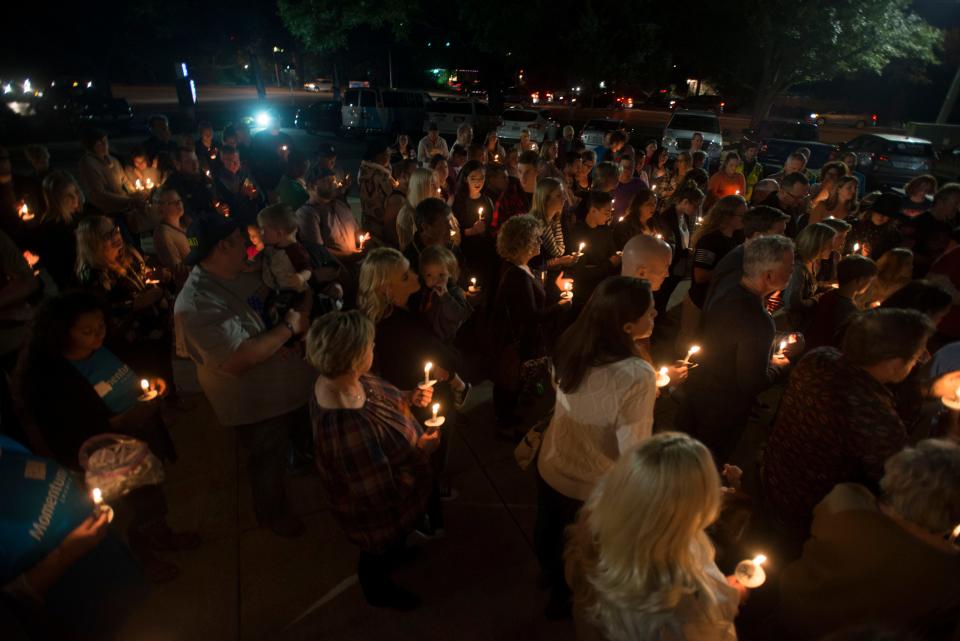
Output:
[76, 128, 146, 232]
[123, 146, 161, 196]
[782, 222, 838, 332]
[810, 175, 860, 225]
[613, 190, 662, 248]
[493, 150, 539, 230]
[855, 248, 914, 309]
[564, 432, 741, 640]
[357, 140, 395, 242]
[151, 185, 191, 287]
[762, 309, 936, 540]
[450, 159, 496, 283]
[679, 235, 795, 461]
[16, 291, 200, 582]
[306, 310, 438, 610]
[528, 177, 576, 272]
[776, 439, 960, 639]
[535, 276, 658, 618]
[417, 122, 450, 164]
[295, 163, 363, 265]
[213, 146, 266, 227]
[491, 215, 572, 431]
[848, 192, 903, 261]
[29, 170, 82, 289]
[704, 151, 746, 210]
[482, 131, 506, 165]
[395, 168, 438, 252]
[567, 190, 620, 309]
[653, 182, 703, 312]
[403, 198, 461, 275]
[804, 255, 879, 350]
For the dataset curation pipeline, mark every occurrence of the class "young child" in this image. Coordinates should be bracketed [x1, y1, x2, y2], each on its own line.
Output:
[257, 204, 313, 293]
[416, 245, 473, 344]
[804, 254, 878, 350]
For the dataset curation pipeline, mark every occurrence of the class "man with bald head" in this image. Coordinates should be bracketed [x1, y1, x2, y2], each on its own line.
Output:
[621, 234, 672, 290]
[751, 178, 779, 206]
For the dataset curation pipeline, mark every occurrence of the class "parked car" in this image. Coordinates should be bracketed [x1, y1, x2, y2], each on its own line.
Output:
[745, 119, 838, 172]
[422, 98, 500, 138]
[580, 118, 626, 148]
[808, 111, 877, 129]
[497, 108, 559, 143]
[341, 87, 430, 137]
[678, 94, 728, 114]
[303, 77, 333, 92]
[842, 134, 936, 190]
[661, 109, 722, 162]
[294, 100, 341, 134]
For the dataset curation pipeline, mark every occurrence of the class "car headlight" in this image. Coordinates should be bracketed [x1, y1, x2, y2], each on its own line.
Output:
[254, 111, 273, 127]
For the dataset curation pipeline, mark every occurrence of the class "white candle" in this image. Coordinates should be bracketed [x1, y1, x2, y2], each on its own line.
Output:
[424, 362, 433, 386]
[683, 344, 701, 364]
[656, 366, 670, 388]
[91, 487, 114, 523]
[139, 378, 158, 401]
[651, 184, 657, 191]
[478, 207, 484, 221]
[654, 233, 663, 239]
[281, 145, 288, 152]
[735, 189, 741, 195]
[468, 277, 479, 294]
[941, 385, 960, 411]
[431, 403, 439, 421]
[734, 554, 767, 588]
[424, 402, 445, 429]
[578, 242, 585, 256]
[618, 216, 625, 222]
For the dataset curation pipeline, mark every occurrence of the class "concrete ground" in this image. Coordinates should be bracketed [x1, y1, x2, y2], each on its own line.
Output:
[111, 301, 781, 641]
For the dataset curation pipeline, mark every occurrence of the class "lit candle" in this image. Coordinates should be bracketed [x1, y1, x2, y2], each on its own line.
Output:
[654, 233, 663, 239]
[22, 250, 39, 269]
[437, 188, 442, 195]
[425, 402, 445, 429]
[950, 523, 960, 544]
[209, 153, 217, 160]
[775, 339, 788, 357]
[477, 207, 484, 221]
[941, 385, 960, 411]
[145, 178, 154, 189]
[656, 366, 670, 388]
[560, 281, 574, 301]
[735, 189, 741, 195]
[139, 378, 158, 401]
[651, 184, 657, 191]
[852, 242, 861, 254]
[91, 487, 114, 522]
[135, 178, 143, 191]
[420, 361, 435, 389]
[468, 277, 479, 294]
[578, 242, 585, 256]
[682, 344, 701, 365]
[146, 278, 160, 285]
[734, 554, 767, 588]
[205, 169, 211, 178]
[18, 203, 33, 221]
[494, 154, 500, 162]
[618, 216, 625, 222]
[281, 145, 288, 152]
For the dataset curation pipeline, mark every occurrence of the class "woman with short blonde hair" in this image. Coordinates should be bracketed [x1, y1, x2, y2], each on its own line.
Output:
[358, 247, 412, 323]
[566, 432, 739, 641]
[396, 168, 436, 250]
[306, 309, 438, 609]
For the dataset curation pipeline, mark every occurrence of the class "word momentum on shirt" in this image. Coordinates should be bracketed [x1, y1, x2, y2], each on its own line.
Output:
[28, 467, 68, 542]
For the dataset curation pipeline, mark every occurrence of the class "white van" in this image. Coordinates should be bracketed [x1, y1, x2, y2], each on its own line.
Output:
[341, 88, 431, 137]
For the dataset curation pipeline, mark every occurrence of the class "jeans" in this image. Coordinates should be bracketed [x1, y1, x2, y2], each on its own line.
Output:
[534, 472, 583, 606]
[235, 405, 308, 524]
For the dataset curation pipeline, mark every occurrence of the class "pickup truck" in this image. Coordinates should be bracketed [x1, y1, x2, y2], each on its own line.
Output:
[745, 119, 838, 174]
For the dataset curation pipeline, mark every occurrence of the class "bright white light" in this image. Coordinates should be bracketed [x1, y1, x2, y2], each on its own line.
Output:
[22, 79, 31, 93]
[2, 84, 12, 94]
[181, 63, 188, 77]
[86, 81, 93, 88]
[243, 64, 249, 70]
[255, 111, 273, 127]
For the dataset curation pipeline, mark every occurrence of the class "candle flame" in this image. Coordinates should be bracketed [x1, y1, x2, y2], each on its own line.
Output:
[135, 179, 143, 190]
[735, 189, 741, 195]
[425, 362, 433, 374]
[688, 345, 701, 356]
[618, 216, 625, 222]
[853, 243, 860, 252]
[950, 523, 960, 543]
[578, 242, 585, 253]
[92, 487, 103, 504]
[146, 178, 154, 189]
[752, 554, 767, 566]
[659, 366, 668, 375]
[281, 145, 288, 151]
[140, 378, 149, 392]
[470, 277, 477, 286]
[779, 340, 787, 351]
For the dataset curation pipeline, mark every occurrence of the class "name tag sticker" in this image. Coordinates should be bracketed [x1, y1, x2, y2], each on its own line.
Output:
[24, 460, 46, 481]
[94, 381, 112, 398]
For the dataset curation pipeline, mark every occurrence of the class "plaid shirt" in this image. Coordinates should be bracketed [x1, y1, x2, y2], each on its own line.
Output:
[310, 375, 432, 552]
[762, 347, 907, 531]
[493, 177, 532, 230]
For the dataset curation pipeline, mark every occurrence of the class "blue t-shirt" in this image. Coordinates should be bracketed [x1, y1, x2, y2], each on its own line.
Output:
[69, 348, 140, 415]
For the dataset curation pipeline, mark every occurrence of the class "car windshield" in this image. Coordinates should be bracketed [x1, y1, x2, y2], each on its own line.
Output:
[884, 141, 934, 157]
[667, 115, 720, 133]
[428, 101, 473, 114]
[503, 110, 538, 122]
[344, 90, 374, 107]
[585, 120, 623, 131]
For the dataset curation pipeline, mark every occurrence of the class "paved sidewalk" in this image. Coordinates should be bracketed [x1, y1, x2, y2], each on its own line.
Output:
[116, 381, 578, 641]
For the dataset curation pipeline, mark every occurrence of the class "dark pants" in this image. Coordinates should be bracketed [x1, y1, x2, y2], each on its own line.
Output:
[493, 383, 521, 423]
[235, 405, 308, 524]
[534, 472, 583, 607]
[357, 537, 409, 601]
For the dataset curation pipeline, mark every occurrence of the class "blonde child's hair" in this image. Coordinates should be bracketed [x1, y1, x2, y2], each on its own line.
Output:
[419, 244, 459, 281]
[257, 204, 298, 235]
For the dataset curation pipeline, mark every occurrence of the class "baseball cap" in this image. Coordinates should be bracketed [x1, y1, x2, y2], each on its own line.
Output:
[870, 192, 902, 218]
[184, 212, 239, 266]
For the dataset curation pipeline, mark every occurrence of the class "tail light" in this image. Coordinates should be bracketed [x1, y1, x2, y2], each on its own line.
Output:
[871, 114, 877, 122]
[720, 101, 726, 108]
[878, 154, 889, 162]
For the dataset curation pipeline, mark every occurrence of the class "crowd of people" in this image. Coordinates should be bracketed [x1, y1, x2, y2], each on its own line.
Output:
[1, 112, 960, 641]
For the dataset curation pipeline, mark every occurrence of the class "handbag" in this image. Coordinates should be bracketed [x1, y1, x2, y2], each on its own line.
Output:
[513, 412, 553, 471]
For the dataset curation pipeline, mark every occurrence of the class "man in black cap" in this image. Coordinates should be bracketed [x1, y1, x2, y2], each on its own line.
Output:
[849, 192, 903, 262]
[174, 213, 314, 538]
[315, 143, 351, 201]
[296, 164, 363, 264]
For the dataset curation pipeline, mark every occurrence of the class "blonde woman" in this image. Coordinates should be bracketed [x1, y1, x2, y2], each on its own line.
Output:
[565, 432, 740, 641]
[33, 170, 84, 287]
[810, 175, 859, 224]
[856, 248, 914, 308]
[306, 310, 437, 609]
[396, 168, 437, 251]
[783, 222, 837, 331]
[358, 247, 469, 413]
[529, 177, 576, 270]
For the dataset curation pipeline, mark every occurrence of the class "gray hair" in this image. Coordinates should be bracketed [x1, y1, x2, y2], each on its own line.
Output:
[742, 235, 794, 279]
[880, 439, 960, 533]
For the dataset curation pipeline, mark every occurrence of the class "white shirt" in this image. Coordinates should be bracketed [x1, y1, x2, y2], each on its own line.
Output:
[538, 357, 656, 501]
[417, 135, 450, 163]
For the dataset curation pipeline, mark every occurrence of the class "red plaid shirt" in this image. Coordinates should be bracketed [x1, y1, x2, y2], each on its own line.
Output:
[310, 375, 433, 552]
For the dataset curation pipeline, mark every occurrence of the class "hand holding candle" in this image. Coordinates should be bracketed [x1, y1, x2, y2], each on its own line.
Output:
[91, 487, 115, 523]
[681, 344, 701, 366]
[733, 554, 767, 588]
[420, 361, 436, 389]
[139, 378, 159, 401]
[656, 366, 670, 388]
[424, 402, 445, 430]
[17, 202, 33, 221]
[477, 207, 484, 222]
[468, 277, 480, 294]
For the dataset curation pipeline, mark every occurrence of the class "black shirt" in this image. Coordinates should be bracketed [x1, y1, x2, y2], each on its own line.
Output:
[690, 231, 741, 308]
